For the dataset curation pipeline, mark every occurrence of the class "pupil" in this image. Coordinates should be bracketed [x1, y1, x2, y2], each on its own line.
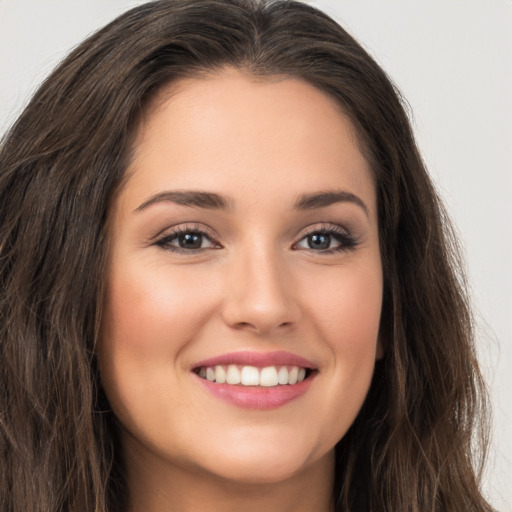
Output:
[308, 233, 330, 249]
[179, 233, 202, 249]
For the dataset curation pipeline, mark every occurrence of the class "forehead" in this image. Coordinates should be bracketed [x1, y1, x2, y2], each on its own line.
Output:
[122, 69, 376, 217]
[135, 68, 367, 158]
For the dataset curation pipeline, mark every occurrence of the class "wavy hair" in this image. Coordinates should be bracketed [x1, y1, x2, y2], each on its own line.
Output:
[0, 1, 493, 510]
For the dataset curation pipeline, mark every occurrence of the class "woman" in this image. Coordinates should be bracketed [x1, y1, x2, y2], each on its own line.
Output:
[0, 0, 494, 511]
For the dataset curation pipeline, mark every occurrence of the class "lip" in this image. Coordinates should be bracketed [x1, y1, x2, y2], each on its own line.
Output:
[192, 350, 317, 410]
[192, 350, 316, 370]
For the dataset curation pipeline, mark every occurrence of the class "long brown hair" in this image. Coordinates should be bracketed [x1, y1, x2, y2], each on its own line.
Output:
[0, 1, 493, 510]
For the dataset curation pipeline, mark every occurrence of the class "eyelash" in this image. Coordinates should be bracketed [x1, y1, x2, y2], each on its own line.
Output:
[154, 224, 219, 254]
[153, 223, 360, 254]
[293, 224, 360, 254]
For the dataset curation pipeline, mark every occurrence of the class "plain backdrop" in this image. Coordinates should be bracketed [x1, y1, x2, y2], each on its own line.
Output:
[1, 0, 511, 509]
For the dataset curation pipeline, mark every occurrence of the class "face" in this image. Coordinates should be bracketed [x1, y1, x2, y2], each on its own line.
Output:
[100, 69, 383, 486]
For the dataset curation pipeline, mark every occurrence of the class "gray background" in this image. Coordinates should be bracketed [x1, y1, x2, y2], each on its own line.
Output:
[1, 0, 510, 509]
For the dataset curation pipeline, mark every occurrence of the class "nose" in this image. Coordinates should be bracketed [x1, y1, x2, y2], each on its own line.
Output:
[221, 245, 302, 335]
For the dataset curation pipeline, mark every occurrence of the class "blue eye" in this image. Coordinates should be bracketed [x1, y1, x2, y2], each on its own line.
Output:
[306, 233, 332, 250]
[154, 225, 358, 254]
[155, 229, 218, 252]
[294, 228, 359, 253]
[175, 232, 205, 249]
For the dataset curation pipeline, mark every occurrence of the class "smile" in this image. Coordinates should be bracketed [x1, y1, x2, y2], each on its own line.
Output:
[196, 364, 309, 387]
[192, 351, 317, 409]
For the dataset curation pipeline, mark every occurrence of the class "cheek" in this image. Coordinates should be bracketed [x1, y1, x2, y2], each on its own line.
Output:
[306, 259, 383, 352]
[98, 258, 219, 419]
[102, 259, 217, 359]
[327, 270, 382, 383]
[302, 259, 382, 434]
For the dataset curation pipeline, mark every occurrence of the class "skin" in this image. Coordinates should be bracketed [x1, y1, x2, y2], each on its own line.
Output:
[100, 69, 383, 512]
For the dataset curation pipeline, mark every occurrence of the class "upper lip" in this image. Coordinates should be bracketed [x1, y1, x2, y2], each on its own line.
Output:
[192, 350, 316, 370]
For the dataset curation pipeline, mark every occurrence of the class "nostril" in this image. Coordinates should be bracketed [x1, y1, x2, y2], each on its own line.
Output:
[232, 321, 254, 330]
[231, 319, 294, 333]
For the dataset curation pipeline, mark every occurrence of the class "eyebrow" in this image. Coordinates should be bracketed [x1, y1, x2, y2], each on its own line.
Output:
[294, 190, 369, 217]
[134, 189, 368, 216]
[135, 190, 230, 212]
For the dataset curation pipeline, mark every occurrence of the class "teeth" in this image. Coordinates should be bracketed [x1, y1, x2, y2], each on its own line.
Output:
[241, 366, 259, 386]
[226, 364, 241, 385]
[260, 366, 279, 386]
[197, 364, 310, 387]
[215, 365, 226, 384]
[278, 366, 289, 385]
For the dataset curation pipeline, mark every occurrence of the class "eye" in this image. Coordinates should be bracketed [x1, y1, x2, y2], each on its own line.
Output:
[154, 227, 219, 253]
[293, 226, 359, 253]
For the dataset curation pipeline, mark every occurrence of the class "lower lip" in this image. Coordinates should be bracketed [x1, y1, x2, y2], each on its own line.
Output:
[195, 374, 315, 409]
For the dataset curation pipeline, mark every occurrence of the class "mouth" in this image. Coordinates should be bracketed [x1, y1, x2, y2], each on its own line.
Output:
[191, 351, 317, 409]
[194, 364, 314, 387]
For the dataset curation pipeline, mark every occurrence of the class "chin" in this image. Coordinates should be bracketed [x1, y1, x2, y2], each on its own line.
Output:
[191, 436, 329, 485]
[211, 459, 303, 485]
